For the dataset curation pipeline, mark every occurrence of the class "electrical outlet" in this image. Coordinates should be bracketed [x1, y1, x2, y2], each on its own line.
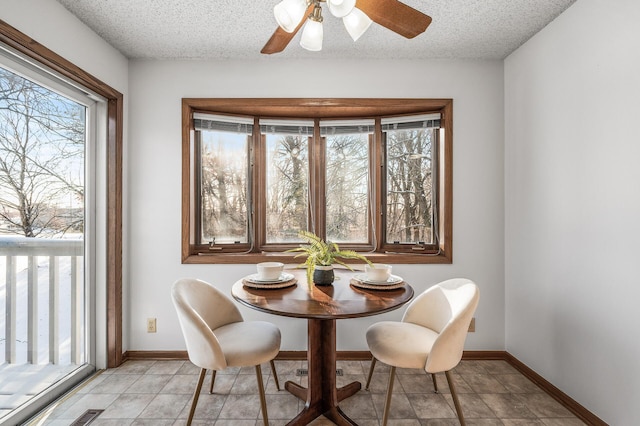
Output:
[468, 317, 475, 332]
[147, 318, 157, 333]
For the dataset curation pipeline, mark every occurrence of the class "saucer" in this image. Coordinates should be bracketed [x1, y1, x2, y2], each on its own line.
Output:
[353, 274, 403, 285]
[244, 272, 294, 284]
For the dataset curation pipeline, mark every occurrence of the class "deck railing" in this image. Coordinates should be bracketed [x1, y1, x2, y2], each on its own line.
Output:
[0, 236, 84, 365]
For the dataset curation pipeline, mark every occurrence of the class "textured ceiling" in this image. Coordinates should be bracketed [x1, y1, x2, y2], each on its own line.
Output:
[55, 0, 576, 60]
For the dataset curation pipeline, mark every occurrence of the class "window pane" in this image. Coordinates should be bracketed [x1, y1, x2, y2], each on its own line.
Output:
[265, 134, 309, 243]
[326, 133, 370, 243]
[0, 62, 90, 416]
[199, 130, 249, 244]
[385, 128, 435, 244]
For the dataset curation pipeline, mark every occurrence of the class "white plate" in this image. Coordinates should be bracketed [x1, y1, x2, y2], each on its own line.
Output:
[353, 274, 403, 285]
[245, 272, 294, 284]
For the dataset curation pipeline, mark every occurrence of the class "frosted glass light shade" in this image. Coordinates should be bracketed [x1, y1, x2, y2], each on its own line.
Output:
[300, 19, 323, 51]
[327, 0, 356, 18]
[343, 8, 373, 41]
[274, 0, 307, 33]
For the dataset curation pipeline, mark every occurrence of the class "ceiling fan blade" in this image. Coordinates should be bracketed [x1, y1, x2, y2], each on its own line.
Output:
[261, 4, 314, 54]
[356, 0, 432, 39]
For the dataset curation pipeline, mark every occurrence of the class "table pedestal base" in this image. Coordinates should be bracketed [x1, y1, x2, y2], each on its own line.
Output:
[284, 318, 361, 426]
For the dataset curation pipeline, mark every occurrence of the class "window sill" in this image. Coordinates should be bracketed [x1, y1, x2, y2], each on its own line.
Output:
[182, 250, 452, 265]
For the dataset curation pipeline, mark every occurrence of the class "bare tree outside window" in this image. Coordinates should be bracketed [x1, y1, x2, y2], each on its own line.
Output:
[385, 128, 434, 244]
[0, 67, 85, 238]
[199, 130, 249, 244]
[266, 134, 309, 243]
[325, 133, 369, 243]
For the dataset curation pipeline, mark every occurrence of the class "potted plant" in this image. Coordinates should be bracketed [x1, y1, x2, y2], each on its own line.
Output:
[286, 230, 373, 285]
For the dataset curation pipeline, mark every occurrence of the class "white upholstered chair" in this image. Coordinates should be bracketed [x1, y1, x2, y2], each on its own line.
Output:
[365, 278, 479, 426]
[171, 278, 281, 426]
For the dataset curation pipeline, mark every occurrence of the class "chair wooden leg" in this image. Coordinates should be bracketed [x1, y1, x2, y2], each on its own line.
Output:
[270, 359, 280, 391]
[365, 357, 377, 390]
[445, 370, 465, 426]
[431, 373, 438, 393]
[381, 366, 396, 426]
[256, 364, 269, 426]
[209, 369, 216, 394]
[187, 368, 207, 426]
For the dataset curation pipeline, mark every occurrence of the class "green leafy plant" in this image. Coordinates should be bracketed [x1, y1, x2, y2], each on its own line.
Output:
[286, 230, 373, 284]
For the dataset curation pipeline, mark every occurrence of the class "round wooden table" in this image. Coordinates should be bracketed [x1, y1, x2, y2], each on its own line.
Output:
[232, 267, 414, 426]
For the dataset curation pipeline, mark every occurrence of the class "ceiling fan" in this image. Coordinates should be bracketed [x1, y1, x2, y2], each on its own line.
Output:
[261, 0, 432, 54]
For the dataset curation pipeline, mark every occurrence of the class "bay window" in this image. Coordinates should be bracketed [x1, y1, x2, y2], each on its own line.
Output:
[182, 98, 452, 264]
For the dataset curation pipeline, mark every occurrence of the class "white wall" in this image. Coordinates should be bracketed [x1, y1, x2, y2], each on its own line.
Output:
[2, 0, 130, 367]
[504, 0, 640, 424]
[1, 0, 128, 91]
[128, 58, 505, 352]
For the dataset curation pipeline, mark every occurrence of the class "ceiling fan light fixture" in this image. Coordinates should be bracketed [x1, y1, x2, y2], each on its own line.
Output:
[274, 0, 308, 33]
[300, 18, 323, 51]
[327, 0, 356, 18]
[262, 0, 432, 54]
[343, 8, 372, 41]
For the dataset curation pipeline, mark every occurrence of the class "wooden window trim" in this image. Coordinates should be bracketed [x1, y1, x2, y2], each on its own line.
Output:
[182, 98, 453, 265]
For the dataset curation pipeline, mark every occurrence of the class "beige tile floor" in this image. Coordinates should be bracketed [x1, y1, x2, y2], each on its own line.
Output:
[29, 359, 585, 425]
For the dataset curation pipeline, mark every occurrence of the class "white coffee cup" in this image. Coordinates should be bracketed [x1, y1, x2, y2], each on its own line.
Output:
[365, 263, 392, 282]
[256, 262, 284, 280]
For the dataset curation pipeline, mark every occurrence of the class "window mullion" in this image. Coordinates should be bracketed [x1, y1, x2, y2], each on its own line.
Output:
[431, 128, 440, 248]
[312, 121, 325, 239]
[374, 120, 384, 252]
[254, 131, 267, 250]
[194, 130, 204, 246]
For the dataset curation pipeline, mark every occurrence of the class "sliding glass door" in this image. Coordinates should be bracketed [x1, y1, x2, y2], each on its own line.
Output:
[0, 47, 99, 424]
